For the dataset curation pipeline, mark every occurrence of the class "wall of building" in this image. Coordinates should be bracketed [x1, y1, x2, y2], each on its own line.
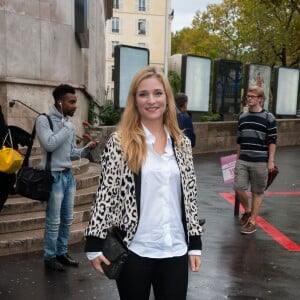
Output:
[0, 0, 111, 138]
[194, 119, 300, 154]
[0, 1, 84, 83]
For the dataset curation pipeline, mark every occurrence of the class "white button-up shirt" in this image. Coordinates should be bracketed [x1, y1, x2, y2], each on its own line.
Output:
[128, 125, 187, 258]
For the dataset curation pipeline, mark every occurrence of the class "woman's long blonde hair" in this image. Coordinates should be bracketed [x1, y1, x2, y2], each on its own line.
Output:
[117, 66, 183, 173]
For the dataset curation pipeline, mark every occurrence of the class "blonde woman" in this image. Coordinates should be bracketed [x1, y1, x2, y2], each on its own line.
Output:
[85, 66, 202, 300]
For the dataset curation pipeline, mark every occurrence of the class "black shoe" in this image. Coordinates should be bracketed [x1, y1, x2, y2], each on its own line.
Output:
[56, 253, 79, 267]
[199, 219, 206, 226]
[44, 258, 65, 271]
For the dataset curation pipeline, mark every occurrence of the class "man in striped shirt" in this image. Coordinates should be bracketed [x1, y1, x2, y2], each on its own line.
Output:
[234, 86, 277, 234]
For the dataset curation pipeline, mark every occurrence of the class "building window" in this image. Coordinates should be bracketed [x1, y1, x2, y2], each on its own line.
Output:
[74, 0, 89, 48]
[111, 66, 115, 81]
[111, 41, 119, 57]
[138, 0, 146, 11]
[112, 17, 120, 33]
[113, 0, 120, 9]
[138, 19, 146, 35]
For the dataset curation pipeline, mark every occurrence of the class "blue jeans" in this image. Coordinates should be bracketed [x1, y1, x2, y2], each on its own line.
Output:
[44, 170, 76, 260]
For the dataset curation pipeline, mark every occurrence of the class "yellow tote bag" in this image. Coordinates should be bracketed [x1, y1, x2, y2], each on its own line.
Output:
[0, 130, 23, 174]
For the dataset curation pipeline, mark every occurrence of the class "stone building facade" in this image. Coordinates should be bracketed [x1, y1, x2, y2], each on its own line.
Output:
[0, 0, 112, 138]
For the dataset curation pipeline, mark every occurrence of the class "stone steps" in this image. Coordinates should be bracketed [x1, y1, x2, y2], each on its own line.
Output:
[0, 221, 88, 256]
[0, 153, 100, 256]
[2, 184, 97, 216]
[0, 203, 92, 233]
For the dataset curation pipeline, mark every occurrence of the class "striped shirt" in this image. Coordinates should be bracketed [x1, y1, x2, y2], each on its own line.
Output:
[237, 109, 277, 162]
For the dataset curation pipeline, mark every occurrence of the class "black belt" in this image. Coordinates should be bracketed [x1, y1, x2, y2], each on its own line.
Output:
[61, 168, 71, 173]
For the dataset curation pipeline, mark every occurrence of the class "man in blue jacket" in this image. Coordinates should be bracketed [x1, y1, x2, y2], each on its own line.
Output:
[36, 84, 97, 271]
[175, 93, 196, 147]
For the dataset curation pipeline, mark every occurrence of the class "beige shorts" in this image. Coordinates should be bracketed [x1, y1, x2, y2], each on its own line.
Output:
[234, 160, 268, 194]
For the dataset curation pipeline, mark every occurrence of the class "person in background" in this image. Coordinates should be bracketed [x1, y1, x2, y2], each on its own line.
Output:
[0, 106, 31, 212]
[174, 93, 195, 147]
[35, 84, 97, 271]
[0, 105, 15, 212]
[85, 66, 203, 300]
[175, 92, 205, 227]
[234, 85, 277, 234]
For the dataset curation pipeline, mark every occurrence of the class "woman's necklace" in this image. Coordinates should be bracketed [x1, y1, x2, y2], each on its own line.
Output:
[155, 130, 165, 139]
[152, 129, 166, 155]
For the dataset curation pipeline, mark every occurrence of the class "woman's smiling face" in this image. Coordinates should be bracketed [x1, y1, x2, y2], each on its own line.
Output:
[135, 76, 166, 125]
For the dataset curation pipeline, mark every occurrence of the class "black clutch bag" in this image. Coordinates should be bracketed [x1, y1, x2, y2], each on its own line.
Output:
[101, 227, 129, 279]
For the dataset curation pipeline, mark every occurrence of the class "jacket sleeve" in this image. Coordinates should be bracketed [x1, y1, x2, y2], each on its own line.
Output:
[177, 136, 202, 250]
[177, 113, 196, 147]
[184, 119, 196, 148]
[35, 115, 71, 152]
[70, 137, 90, 160]
[267, 113, 277, 145]
[84, 133, 122, 252]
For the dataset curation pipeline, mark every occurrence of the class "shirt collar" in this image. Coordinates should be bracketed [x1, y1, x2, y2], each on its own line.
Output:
[142, 123, 171, 145]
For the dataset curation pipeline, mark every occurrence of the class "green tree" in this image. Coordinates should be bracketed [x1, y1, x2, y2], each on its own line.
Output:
[99, 103, 121, 125]
[172, 0, 300, 67]
[168, 70, 181, 95]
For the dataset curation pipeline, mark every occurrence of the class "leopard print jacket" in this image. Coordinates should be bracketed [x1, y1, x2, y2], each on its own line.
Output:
[85, 132, 202, 251]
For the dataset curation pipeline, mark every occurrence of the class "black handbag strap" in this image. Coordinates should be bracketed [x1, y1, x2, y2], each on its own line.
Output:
[23, 114, 53, 171]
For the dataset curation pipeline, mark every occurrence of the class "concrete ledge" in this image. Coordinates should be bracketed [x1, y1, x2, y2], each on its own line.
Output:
[85, 119, 300, 157]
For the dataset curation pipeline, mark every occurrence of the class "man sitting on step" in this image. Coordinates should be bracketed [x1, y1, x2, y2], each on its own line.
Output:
[36, 84, 97, 271]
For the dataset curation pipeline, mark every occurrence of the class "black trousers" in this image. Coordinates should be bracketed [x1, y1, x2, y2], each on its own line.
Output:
[116, 251, 188, 300]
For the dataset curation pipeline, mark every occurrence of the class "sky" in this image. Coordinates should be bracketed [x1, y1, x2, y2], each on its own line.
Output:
[171, 0, 222, 32]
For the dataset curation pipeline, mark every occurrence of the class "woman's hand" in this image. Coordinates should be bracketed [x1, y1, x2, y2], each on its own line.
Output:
[189, 255, 201, 272]
[90, 254, 110, 274]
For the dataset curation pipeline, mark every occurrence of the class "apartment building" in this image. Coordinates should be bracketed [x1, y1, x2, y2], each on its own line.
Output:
[105, 0, 172, 102]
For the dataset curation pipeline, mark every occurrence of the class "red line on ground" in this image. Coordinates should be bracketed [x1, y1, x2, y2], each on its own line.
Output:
[256, 217, 300, 251]
[219, 192, 300, 252]
[221, 191, 300, 197]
